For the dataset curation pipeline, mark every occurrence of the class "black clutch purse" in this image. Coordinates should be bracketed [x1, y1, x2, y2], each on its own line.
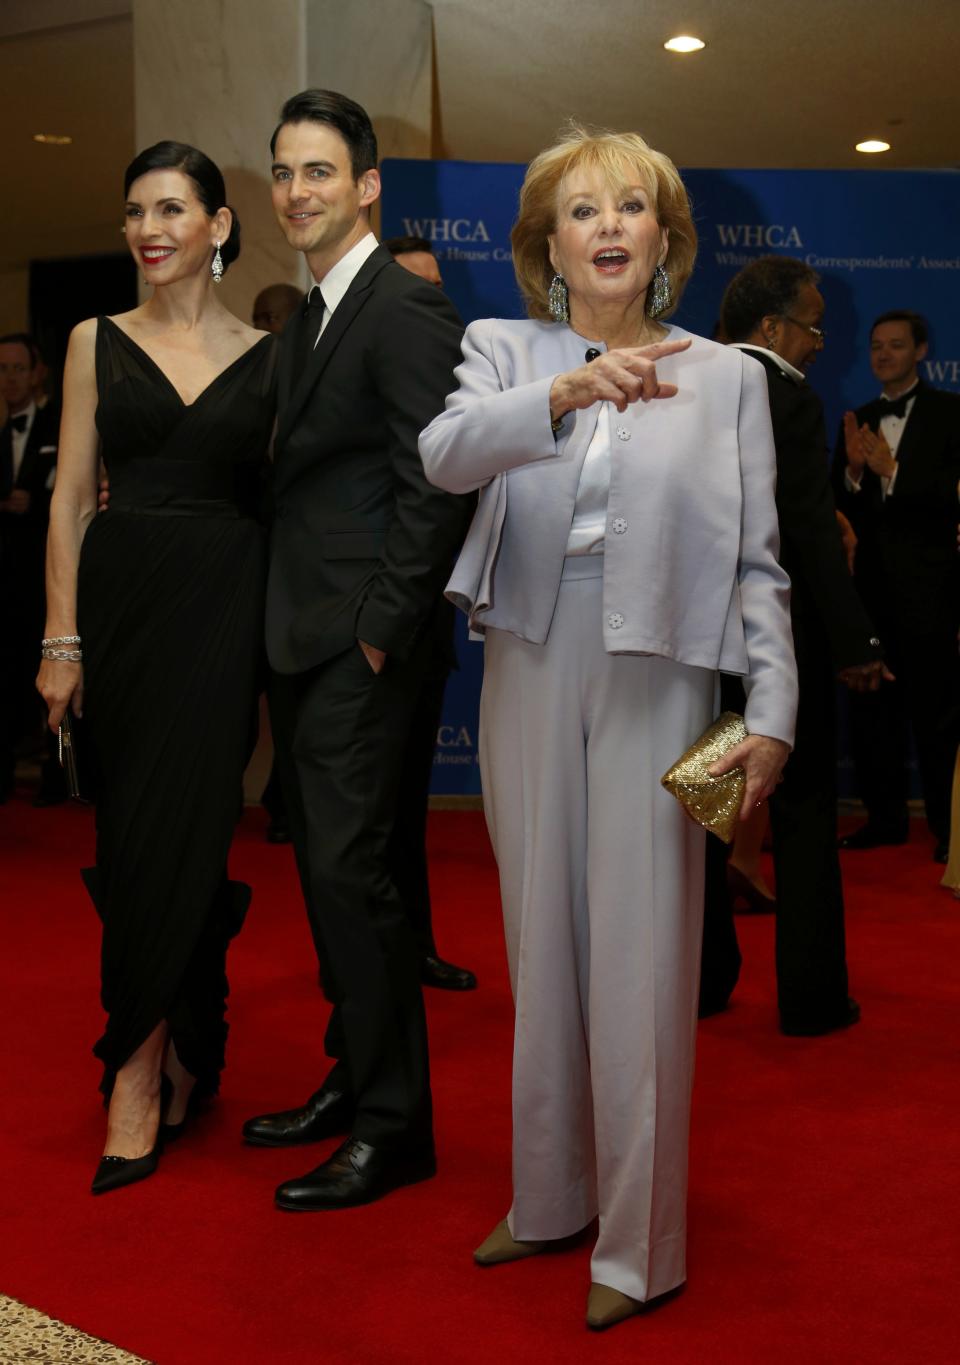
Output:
[58, 712, 81, 800]
[660, 712, 747, 843]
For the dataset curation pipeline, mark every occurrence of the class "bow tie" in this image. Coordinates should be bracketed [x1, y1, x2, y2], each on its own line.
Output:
[9, 413, 28, 433]
[880, 391, 913, 420]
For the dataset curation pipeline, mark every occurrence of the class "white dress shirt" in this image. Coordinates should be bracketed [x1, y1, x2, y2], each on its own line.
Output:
[306, 232, 380, 344]
[842, 380, 918, 500]
[873, 383, 918, 497]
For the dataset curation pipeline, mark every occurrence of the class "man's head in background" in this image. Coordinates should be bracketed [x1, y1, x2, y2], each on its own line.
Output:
[0, 334, 42, 416]
[384, 235, 442, 287]
[252, 282, 305, 333]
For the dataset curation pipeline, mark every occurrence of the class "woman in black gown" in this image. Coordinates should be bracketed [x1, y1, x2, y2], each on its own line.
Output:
[37, 142, 277, 1194]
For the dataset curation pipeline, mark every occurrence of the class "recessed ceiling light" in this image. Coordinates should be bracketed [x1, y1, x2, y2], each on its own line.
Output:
[855, 139, 890, 154]
[664, 35, 706, 54]
[33, 133, 72, 145]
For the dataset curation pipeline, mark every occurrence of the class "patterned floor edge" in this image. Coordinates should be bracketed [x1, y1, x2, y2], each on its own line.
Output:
[0, 1294, 151, 1364]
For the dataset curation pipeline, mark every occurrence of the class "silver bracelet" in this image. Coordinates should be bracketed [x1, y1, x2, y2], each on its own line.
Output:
[42, 634, 82, 646]
[41, 647, 83, 662]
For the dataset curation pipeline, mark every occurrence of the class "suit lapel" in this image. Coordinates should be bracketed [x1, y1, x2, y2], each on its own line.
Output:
[277, 246, 393, 448]
[9, 418, 45, 489]
[0, 423, 13, 496]
[888, 384, 928, 470]
[15, 421, 45, 488]
[277, 306, 307, 416]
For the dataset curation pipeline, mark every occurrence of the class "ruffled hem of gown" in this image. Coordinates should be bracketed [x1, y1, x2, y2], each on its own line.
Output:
[82, 867, 250, 1101]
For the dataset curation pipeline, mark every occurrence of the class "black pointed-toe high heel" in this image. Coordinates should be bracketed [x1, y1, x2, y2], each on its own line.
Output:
[91, 1075, 168, 1195]
[159, 1066, 200, 1143]
[160, 1089, 200, 1142]
[91, 1145, 161, 1195]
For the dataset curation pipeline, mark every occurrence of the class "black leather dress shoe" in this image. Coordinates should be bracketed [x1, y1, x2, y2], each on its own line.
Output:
[242, 1085, 352, 1147]
[780, 996, 861, 1037]
[265, 820, 292, 845]
[420, 954, 478, 991]
[933, 842, 949, 864]
[275, 1135, 436, 1211]
[838, 824, 908, 850]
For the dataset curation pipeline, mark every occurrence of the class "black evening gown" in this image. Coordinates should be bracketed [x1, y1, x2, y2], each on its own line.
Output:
[78, 316, 277, 1097]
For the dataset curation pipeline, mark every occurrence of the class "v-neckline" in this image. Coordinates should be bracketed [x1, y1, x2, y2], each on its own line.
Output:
[103, 315, 271, 408]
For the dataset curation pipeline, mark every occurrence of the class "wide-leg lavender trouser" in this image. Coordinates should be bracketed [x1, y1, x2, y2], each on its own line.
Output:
[480, 559, 714, 1301]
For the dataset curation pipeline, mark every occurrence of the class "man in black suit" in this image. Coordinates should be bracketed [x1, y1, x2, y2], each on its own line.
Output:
[833, 311, 960, 862]
[251, 261, 475, 985]
[242, 91, 472, 1210]
[701, 257, 888, 1035]
[0, 333, 61, 802]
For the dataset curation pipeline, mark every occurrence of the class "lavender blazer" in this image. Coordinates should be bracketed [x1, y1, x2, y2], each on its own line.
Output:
[419, 319, 797, 745]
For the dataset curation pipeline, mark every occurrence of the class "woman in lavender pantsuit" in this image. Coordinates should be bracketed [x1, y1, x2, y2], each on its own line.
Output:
[420, 126, 798, 1331]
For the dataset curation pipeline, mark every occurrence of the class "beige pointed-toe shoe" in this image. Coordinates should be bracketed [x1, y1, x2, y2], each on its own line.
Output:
[586, 1282, 643, 1330]
[473, 1218, 546, 1266]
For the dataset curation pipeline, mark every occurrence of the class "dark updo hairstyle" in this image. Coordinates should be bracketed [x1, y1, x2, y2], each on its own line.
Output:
[123, 141, 241, 274]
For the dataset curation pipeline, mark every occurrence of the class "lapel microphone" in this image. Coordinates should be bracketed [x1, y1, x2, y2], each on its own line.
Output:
[585, 349, 601, 362]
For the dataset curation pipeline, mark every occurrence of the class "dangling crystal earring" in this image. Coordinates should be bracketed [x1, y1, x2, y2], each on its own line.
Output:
[211, 242, 224, 284]
[646, 262, 671, 318]
[548, 273, 570, 324]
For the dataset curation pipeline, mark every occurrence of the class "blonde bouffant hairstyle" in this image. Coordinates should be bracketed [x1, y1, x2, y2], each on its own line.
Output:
[511, 124, 697, 323]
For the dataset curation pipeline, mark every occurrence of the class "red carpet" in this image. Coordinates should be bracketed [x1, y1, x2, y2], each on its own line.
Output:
[1, 797, 957, 1364]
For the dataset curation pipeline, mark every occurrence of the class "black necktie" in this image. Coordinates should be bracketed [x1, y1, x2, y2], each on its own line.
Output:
[880, 392, 912, 420]
[294, 288, 327, 382]
[9, 412, 28, 433]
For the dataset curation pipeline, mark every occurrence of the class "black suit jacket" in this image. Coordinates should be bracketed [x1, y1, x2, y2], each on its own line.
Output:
[748, 351, 879, 670]
[0, 404, 59, 610]
[831, 380, 960, 636]
[266, 246, 471, 675]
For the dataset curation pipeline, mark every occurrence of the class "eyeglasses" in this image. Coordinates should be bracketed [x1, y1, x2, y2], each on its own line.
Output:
[781, 316, 826, 343]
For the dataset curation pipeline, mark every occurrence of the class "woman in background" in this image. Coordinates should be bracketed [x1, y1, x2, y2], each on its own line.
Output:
[37, 142, 276, 1194]
[421, 126, 797, 1329]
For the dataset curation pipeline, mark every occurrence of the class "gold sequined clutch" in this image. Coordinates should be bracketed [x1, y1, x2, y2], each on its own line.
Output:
[660, 711, 747, 844]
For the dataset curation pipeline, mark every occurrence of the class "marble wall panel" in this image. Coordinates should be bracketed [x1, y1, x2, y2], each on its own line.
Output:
[306, 0, 433, 161]
[133, 0, 309, 321]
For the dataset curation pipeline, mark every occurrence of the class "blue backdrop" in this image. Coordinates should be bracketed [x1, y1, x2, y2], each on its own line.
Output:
[382, 159, 960, 795]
